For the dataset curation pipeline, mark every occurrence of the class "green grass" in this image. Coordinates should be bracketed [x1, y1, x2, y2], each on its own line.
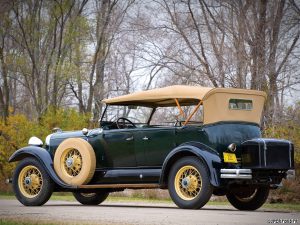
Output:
[262, 203, 300, 211]
[0, 219, 57, 225]
[0, 193, 299, 212]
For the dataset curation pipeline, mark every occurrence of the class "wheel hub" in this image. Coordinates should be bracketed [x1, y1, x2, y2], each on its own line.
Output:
[66, 157, 74, 168]
[63, 149, 82, 177]
[181, 178, 190, 189]
[24, 177, 31, 186]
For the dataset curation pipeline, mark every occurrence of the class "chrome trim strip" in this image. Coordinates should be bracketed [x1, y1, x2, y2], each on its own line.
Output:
[260, 138, 267, 167]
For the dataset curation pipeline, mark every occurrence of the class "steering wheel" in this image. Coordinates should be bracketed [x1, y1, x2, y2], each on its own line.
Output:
[116, 117, 136, 129]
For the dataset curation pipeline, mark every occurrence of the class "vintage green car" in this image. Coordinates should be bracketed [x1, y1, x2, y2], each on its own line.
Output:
[9, 85, 295, 210]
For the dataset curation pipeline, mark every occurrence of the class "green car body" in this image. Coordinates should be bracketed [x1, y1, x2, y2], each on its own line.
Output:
[46, 121, 261, 187]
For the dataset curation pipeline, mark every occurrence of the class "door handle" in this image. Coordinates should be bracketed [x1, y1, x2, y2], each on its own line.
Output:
[126, 136, 134, 141]
[142, 136, 149, 141]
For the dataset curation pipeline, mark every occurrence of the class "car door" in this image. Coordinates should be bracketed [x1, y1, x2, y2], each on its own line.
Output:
[102, 129, 136, 167]
[134, 127, 176, 167]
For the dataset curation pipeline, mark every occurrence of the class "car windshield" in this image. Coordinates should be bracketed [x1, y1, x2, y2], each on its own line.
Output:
[102, 105, 153, 124]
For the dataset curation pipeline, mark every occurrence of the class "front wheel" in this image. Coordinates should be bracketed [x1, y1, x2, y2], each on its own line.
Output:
[168, 156, 213, 209]
[13, 158, 54, 206]
[226, 186, 269, 210]
[73, 191, 109, 205]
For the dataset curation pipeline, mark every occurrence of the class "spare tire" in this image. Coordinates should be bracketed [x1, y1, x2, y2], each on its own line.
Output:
[54, 138, 96, 185]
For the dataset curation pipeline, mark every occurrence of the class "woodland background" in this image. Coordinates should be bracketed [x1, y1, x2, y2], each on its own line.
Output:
[0, 0, 299, 202]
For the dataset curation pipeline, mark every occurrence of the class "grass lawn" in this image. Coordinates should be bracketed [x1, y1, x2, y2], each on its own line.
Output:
[0, 219, 57, 225]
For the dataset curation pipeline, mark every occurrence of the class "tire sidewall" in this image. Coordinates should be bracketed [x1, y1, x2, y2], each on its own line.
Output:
[168, 156, 213, 209]
[73, 191, 109, 205]
[13, 157, 54, 206]
[226, 186, 269, 211]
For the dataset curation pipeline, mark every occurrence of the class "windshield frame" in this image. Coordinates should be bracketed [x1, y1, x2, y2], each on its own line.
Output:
[100, 98, 203, 127]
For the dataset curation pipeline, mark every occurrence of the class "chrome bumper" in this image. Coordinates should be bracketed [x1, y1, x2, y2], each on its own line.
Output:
[220, 169, 252, 179]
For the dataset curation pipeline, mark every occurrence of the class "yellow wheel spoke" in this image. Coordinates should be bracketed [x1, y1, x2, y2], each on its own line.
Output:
[18, 165, 43, 199]
[174, 165, 202, 201]
[62, 148, 82, 177]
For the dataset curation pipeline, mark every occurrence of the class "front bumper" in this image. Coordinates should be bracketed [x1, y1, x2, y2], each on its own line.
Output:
[220, 169, 252, 179]
[220, 169, 295, 181]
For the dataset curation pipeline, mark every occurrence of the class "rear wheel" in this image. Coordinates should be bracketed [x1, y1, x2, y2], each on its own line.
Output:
[168, 156, 213, 209]
[226, 186, 269, 210]
[73, 191, 109, 205]
[13, 158, 54, 206]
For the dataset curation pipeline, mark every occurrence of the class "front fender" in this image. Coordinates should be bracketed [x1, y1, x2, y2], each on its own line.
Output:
[160, 142, 222, 188]
[9, 146, 74, 189]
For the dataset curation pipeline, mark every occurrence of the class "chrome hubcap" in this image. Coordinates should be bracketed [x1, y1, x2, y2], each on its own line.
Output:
[181, 178, 190, 189]
[63, 149, 82, 177]
[66, 157, 73, 168]
[24, 177, 32, 186]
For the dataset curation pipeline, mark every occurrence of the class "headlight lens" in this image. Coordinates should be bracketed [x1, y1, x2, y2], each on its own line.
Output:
[227, 143, 236, 152]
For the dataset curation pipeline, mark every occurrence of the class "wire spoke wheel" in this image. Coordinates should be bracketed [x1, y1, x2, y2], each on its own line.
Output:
[174, 165, 202, 201]
[62, 148, 82, 177]
[168, 157, 212, 209]
[13, 158, 54, 206]
[18, 165, 43, 199]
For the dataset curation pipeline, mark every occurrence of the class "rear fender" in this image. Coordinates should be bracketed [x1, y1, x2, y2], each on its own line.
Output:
[160, 142, 222, 188]
[9, 146, 74, 189]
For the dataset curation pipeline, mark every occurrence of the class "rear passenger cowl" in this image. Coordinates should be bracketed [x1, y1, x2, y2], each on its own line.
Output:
[241, 138, 294, 169]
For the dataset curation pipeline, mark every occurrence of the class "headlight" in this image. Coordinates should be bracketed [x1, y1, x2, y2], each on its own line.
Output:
[227, 143, 236, 152]
[28, 136, 43, 146]
[45, 134, 53, 146]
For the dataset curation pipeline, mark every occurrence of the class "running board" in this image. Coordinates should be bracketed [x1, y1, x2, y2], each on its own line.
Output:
[78, 183, 160, 189]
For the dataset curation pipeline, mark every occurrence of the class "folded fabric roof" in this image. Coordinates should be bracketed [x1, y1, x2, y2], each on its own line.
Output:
[102, 85, 266, 106]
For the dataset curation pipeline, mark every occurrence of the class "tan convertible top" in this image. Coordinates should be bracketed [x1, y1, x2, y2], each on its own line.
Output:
[103, 85, 267, 125]
[103, 85, 266, 106]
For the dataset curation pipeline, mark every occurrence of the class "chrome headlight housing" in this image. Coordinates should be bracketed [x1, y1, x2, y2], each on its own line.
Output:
[227, 143, 237, 152]
[45, 134, 53, 146]
[28, 136, 43, 146]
